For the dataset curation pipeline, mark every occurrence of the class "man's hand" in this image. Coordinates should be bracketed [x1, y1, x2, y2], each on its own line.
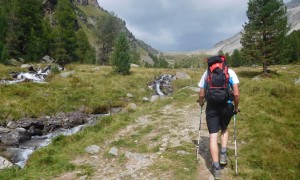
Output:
[200, 100, 205, 107]
[197, 99, 205, 107]
[234, 108, 240, 114]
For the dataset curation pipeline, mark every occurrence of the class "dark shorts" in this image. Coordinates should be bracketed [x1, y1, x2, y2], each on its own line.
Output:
[206, 103, 234, 134]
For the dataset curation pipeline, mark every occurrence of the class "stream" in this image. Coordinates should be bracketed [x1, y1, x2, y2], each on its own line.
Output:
[0, 73, 177, 169]
[0, 114, 106, 168]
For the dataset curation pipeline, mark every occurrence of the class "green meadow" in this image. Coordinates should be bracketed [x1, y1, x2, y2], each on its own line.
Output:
[0, 64, 299, 179]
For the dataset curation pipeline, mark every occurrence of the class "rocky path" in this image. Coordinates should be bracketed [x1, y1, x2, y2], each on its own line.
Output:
[53, 100, 232, 180]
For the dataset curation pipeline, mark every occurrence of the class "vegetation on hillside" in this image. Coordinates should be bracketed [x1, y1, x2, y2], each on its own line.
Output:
[0, 0, 95, 66]
[0, 0, 168, 68]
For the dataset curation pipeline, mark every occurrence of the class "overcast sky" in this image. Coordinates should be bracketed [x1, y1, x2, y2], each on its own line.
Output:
[97, 0, 291, 52]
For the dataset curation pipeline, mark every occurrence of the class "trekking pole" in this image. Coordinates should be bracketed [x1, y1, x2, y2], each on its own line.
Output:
[196, 106, 203, 160]
[234, 114, 238, 175]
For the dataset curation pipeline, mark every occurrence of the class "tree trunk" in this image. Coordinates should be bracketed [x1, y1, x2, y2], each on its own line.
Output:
[263, 62, 268, 75]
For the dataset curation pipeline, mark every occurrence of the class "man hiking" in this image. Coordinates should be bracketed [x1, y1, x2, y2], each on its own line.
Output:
[198, 55, 240, 180]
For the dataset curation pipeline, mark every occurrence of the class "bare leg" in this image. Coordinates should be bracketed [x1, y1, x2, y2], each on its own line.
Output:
[209, 133, 219, 162]
[221, 128, 228, 148]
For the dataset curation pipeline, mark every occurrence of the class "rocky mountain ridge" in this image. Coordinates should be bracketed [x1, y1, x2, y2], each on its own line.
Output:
[189, 0, 300, 56]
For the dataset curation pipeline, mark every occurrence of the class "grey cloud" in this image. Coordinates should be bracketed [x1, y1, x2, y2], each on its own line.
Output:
[98, 0, 291, 52]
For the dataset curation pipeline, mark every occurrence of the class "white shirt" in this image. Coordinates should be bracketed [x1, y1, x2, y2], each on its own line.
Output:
[198, 69, 239, 88]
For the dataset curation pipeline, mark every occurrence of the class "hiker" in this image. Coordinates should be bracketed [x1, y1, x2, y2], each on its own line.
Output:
[198, 55, 240, 180]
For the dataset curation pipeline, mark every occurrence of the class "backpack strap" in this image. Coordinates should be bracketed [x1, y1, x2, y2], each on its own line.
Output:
[223, 61, 229, 88]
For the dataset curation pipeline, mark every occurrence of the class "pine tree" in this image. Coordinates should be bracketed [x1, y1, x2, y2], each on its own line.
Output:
[241, 0, 289, 75]
[75, 29, 96, 64]
[231, 49, 242, 67]
[225, 53, 231, 66]
[51, 0, 78, 66]
[95, 13, 121, 65]
[111, 33, 131, 75]
[18, 0, 44, 59]
[4, 0, 22, 58]
[0, 1, 7, 63]
[289, 30, 300, 62]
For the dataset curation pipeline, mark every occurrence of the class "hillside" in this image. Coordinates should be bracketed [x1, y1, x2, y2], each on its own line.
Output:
[0, 0, 160, 66]
[75, 1, 160, 65]
[205, 0, 300, 55]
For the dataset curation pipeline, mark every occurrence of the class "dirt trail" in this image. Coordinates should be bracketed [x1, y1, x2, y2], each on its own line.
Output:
[54, 100, 233, 180]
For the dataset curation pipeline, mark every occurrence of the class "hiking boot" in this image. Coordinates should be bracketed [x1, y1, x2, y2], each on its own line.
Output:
[220, 152, 227, 165]
[212, 164, 221, 180]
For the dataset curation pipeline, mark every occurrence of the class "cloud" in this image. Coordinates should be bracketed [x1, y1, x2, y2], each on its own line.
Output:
[128, 24, 177, 46]
[97, 0, 291, 52]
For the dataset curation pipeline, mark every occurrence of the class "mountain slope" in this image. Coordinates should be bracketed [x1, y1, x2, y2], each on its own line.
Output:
[75, 1, 160, 65]
[204, 0, 300, 55]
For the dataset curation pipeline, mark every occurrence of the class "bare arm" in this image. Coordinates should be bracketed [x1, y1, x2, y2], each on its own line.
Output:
[199, 88, 205, 107]
[232, 84, 240, 113]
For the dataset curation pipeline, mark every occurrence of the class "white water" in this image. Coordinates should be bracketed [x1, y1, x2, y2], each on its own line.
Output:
[2, 114, 106, 168]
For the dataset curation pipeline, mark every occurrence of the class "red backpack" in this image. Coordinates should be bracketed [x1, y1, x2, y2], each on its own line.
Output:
[205, 55, 232, 104]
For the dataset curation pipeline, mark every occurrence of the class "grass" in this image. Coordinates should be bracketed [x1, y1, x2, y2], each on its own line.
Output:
[0, 64, 198, 179]
[230, 65, 300, 179]
[150, 143, 197, 180]
[0, 65, 180, 122]
[0, 64, 299, 179]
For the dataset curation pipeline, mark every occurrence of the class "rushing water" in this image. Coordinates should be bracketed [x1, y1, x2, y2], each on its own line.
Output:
[0, 114, 106, 168]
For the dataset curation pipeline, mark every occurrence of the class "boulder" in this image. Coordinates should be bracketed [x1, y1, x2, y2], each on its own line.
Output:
[7, 118, 44, 129]
[126, 93, 134, 98]
[150, 95, 160, 102]
[85, 145, 100, 154]
[176, 72, 191, 79]
[0, 127, 11, 141]
[1, 128, 31, 145]
[252, 76, 261, 81]
[41, 55, 54, 63]
[109, 147, 118, 156]
[142, 97, 149, 101]
[0, 156, 13, 170]
[7, 58, 22, 66]
[127, 103, 137, 110]
[45, 111, 88, 130]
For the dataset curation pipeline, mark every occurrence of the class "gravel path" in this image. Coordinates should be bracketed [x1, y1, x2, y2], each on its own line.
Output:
[53, 100, 232, 180]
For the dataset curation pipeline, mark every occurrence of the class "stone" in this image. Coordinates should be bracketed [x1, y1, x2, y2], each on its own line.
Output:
[252, 76, 261, 81]
[127, 103, 137, 110]
[85, 145, 100, 154]
[20, 64, 33, 69]
[0, 127, 10, 134]
[176, 150, 190, 155]
[41, 55, 54, 63]
[8, 58, 22, 66]
[142, 97, 149, 101]
[0, 156, 13, 170]
[150, 95, 160, 102]
[176, 72, 191, 79]
[126, 93, 134, 98]
[59, 71, 75, 78]
[1, 128, 31, 145]
[130, 64, 140, 67]
[109, 147, 118, 156]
